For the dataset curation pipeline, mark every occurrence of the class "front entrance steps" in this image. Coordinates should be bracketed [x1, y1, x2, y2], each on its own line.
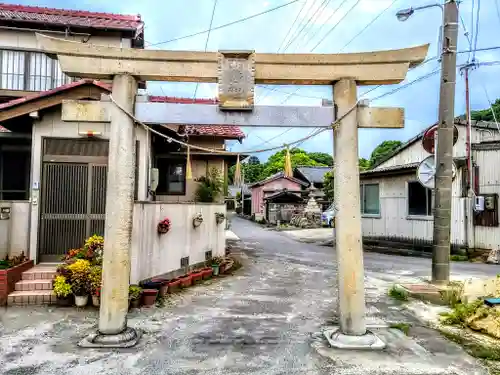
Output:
[7, 263, 58, 306]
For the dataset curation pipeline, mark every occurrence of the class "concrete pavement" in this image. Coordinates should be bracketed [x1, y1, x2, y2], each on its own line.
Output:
[0, 217, 495, 374]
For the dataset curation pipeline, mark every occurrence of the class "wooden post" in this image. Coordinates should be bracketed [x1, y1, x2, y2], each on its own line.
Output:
[333, 79, 366, 336]
[79, 74, 140, 347]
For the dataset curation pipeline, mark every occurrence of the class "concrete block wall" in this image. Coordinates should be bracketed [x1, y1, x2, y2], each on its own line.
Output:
[130, 202, 226, 283]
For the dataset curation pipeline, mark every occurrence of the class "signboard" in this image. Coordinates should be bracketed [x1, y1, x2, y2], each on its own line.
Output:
[417, 155, 457, 189]
[422, 124, 459, 154]
[217, 50, 255, 111]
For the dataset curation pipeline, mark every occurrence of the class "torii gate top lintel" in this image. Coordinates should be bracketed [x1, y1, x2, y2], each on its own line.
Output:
[35, 33, 429, 87]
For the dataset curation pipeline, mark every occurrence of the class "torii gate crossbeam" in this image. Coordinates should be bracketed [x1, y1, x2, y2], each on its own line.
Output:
[34, 33, 429, 349]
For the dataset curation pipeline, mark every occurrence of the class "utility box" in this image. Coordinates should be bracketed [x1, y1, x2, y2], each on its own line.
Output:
[474, 194, 499, 227]
[0, 202, 12, 260]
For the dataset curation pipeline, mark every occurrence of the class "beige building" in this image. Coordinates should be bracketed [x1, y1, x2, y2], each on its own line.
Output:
[0, 5, 239, 300]
[360, 119, 500, 256]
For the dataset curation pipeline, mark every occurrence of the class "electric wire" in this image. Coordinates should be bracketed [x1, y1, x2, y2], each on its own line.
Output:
[277, 0, 310, 52]
[193, 0, 218, 99]
[147, 0, 302, 47]
[472, 0, 481, 61]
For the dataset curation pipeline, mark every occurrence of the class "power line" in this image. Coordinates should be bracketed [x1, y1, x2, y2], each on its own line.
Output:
[310, 0, 361, 52]
[147, 0, 302, 47]
[277, 0, 310, 52]
[193, 0, 218, 99]
[282, 0, 320, 52]
[300, 0, 342, 49]
[495, 0, 500, 28]
[285, 0, 332, 52]
[339, 0, 399, 52]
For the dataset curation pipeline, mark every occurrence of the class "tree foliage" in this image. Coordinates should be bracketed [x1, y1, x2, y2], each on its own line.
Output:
[308, 152, 333, 166]
[195, 167, 224, 202]
[471, 99, 500, 122]
[260, 148, 324, 178]
[369, 140, 402, 167]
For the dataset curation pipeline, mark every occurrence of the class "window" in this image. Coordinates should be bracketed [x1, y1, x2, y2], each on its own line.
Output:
[0, 150, 30, 200]
[408, 181, 433, 216]
[360, 183, 380, 215]
[156, 158, 186, 195]
[0, 49, 73, 91]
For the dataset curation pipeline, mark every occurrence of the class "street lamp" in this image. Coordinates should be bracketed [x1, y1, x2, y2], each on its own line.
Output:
[396, 2, 445, 61]
[395, 3, 444, 22]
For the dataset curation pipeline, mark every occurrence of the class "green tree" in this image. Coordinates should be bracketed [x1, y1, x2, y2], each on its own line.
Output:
[369, 140, 402, 167]
[228, 162, 265, 185]
[359, 158, 371, 171]
[323, 170, 334, 202]
[260, 148, 324, 178]
[471, 99, 500, 121]
[308, 152, 333, 166]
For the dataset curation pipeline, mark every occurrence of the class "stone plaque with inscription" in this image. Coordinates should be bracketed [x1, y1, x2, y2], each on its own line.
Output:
[217, 50, 255, 111]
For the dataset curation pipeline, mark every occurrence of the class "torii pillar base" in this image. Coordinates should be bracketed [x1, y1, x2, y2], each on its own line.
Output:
[78, 327, 142, 348]
[323, 328, 385, 350]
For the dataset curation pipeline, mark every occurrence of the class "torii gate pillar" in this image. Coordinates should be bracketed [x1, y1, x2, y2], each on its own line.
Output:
[80, 74, 140, 347]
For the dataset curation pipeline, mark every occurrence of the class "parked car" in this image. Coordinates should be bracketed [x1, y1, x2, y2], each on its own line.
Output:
[321, 203, 336, 227]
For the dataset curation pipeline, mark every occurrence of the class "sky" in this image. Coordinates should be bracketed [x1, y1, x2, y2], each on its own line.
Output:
[7, 0, 500, 161]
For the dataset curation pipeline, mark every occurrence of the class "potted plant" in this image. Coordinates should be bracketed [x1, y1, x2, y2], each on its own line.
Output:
[215, 212, 225, 225]
[201, 267, 213, 280]
[179, 274, 193, 288]
[211, 256, 224, 276]
[67, 259, 91, 307]
[157, 217, 171, 234]
[142, 289, 158, 307]
[190, 269, 203, 284]
[129, 285, 143, 308]
[89, 266, 102, 307]
[53, 275, 73, 306]
[167, 278, 181, 293]
[192, 213, 204, 228]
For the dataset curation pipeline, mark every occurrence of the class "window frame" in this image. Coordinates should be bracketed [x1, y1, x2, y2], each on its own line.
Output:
[407, 180, 433, 219]
[155, 157, 187, 196]
[0, 48, 74, 92]
[360, 183, 380, 217]
[0, 147, 31, 201]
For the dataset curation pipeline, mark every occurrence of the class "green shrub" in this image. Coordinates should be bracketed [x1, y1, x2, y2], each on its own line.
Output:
[195, 168, 224, 203]
[389, 322, 412, 335]
[388, 285, 408, 301]
[440, 299, 484, 326]
[450, 255, 468, 262]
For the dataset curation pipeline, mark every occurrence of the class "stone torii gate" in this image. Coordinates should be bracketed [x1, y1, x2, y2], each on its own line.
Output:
[35, 34, 428, 348]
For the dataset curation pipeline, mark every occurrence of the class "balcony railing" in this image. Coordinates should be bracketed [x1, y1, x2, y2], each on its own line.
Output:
[0, 49, 75, 92]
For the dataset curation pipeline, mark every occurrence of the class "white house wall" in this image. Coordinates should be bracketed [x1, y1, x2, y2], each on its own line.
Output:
[130, 202, 226, 283]
[28, 108, 150, 262]
[473, 149, 500, 250]
[0, 201, 30, 258]
[361, 171, 465, 245]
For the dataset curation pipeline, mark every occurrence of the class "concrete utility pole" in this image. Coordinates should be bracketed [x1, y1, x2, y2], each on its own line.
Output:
[80, 74, 140, 348]
[432, 0, 459, 283]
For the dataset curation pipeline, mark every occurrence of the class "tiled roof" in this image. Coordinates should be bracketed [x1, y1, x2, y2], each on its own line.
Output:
[295, 166, 332, 184]
[0, 3, 144, 35]
[0, 84, 244, 140]
[0, 79, 111, 110]
[181, 124, 245, 140]
[248, 172, 309, 188]
[150, 96, 244, 140]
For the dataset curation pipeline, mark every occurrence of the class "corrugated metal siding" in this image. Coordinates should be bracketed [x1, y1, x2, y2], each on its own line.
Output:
[361, 172, 465, 245]
[473, 149, 500, 249]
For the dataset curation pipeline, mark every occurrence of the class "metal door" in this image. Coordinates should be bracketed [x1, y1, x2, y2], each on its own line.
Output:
[38, 138, 109, 262]
[38, 163, 108, 261]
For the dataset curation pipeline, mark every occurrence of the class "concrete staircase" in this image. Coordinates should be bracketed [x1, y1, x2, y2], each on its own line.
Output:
[7, 264, 57, 305]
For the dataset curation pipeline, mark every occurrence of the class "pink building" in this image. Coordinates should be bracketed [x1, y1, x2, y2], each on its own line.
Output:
[249, 172, 308, 221]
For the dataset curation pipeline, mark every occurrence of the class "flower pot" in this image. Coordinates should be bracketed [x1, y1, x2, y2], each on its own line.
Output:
[141, 280, 163, 290]
[142, 289, 158, 307]
[180, 275, 193, 288]
[159, 282, 169, 297]
[202, 268, 213, 280]
[191, 271, 203, 284]
[130, 297, 141, 309]
[74, 295, 89, 307]
[212, 264, 220, 276]
[56, 295, 73, 307]
[92, 295, 100, 307]
[168, 279, 181, 293]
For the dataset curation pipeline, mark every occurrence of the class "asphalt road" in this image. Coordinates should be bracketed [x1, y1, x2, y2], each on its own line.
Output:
[0, 216, 494, 375]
